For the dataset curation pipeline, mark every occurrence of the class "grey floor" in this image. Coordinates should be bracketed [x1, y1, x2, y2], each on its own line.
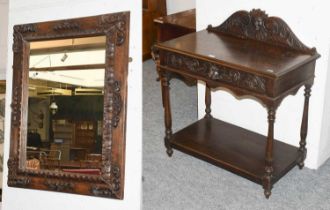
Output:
[142, 59, 330, 210]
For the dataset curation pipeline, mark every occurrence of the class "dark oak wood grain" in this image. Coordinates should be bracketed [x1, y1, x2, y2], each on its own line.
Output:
[157, 30, 317, 77]
[154, 9, 196, 43]
[153, 9, 196, 83]
[204, 85, 212, 118]
[170, 118, 300, 184]
[153, 9, 320, 198]
[298, 85, 311, 169]
[8, 12, 130, 199]
[143, 0, 167, 60]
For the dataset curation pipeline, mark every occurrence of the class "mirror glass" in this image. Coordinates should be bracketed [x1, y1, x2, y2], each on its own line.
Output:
[26, 36, 106, 175]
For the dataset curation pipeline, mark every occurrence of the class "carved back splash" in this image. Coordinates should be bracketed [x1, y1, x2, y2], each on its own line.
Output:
[207, 9, 316, 55]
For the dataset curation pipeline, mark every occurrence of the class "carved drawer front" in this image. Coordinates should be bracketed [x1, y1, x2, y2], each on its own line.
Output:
[163, 51, 267, 94]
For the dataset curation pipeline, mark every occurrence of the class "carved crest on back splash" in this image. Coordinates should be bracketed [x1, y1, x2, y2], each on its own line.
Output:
[207, 9, 316, 54]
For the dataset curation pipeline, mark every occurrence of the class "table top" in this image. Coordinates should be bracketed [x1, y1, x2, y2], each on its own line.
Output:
[154, 9, 196, 30]
[156, 29, 319, 77]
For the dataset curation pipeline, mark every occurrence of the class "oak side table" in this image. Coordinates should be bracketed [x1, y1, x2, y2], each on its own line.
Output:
[152, 9, 320, 198]
[154, 9, 196, 43]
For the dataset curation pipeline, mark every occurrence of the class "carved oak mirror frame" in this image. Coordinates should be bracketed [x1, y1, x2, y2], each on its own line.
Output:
[7, 12, 129, 199]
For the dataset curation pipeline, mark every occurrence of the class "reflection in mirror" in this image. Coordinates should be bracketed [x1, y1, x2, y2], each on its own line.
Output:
[26, 36, 105, 175]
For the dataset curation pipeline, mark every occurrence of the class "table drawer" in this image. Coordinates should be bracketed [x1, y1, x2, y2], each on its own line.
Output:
[161, 51, 268, 95]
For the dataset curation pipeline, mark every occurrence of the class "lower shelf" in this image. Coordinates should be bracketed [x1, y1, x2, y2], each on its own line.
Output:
[170, 117, 301, 185]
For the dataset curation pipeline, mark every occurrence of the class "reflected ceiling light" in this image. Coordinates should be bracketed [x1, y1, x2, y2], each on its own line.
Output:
[31, 72, 39, 79]
[49, 90, 58, 115]
[61, 39, 74, 62]
[49, 101, 58, 115]
[61, 52, 68, 62]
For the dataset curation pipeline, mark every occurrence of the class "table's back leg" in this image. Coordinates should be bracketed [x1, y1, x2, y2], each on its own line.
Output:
[298, 84, 312, 169]
[160, 71, 173, 157]
[205, 84, 212, 118]
[263, 106, 276, 199]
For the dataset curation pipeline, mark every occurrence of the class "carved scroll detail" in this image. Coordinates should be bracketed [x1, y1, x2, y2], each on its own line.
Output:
[102, 31, 123, 180]
[13, 24, 36, 53]
[53, 21, 80, 31]
[12, 29, 23, 53]
[7, 157, 30, 187]
[110, 165, 120, 192]
[165, 52, 266, 93]
[14, 24, 36, 34]
[92, 165, 120, 198]
[91, 186, 114, 197]
[11, 86, 22, 127]
[112, 81, 122, 128]
[7, 157, 18, 185]
[207, 9, 316, 54]
[99, 14, 127, 46]
[101, 79, 122, 176]
[44, 180, 74, 192]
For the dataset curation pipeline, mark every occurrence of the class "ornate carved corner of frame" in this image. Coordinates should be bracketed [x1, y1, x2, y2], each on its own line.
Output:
[91, 165, 121, 198]
[7, 157, 30, 187]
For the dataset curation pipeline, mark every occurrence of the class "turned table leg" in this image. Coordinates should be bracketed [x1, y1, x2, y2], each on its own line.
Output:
[298, 85, 312, 169]
[161, 72, 173, 157]
[158, 67, 165, 108]
[263, 106, 276, 199]
[205, 85, 212, 118]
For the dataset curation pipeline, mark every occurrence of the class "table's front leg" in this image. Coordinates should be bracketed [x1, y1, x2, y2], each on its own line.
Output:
[298, 84, 312, 169]
[204, 84, 212, 118]
[160, 71, 173, 157]
[263, 106, 276, 199]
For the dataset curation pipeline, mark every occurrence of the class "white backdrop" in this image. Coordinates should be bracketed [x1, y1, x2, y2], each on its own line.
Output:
[167, 0, 195, 14]
[0, 0, 8, 80]
[196, 0, 330, 169]
[1, 1, 142, 210]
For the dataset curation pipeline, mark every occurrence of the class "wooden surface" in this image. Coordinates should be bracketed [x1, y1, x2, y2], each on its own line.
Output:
[73, 121, 97, 155]
[154, 9, 196, 43]
[155, 9, 195, 30]
[142, 0, 167, 60]
[0, 80, 5, 93]
[157, 30, 318, 77]
[154, 9, 320, 198]
[171, 118, 299, 184]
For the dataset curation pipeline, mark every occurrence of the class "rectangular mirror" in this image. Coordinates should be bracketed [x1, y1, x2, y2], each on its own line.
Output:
[27, 36, 105, 174]
[8, 12, 129, 199]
